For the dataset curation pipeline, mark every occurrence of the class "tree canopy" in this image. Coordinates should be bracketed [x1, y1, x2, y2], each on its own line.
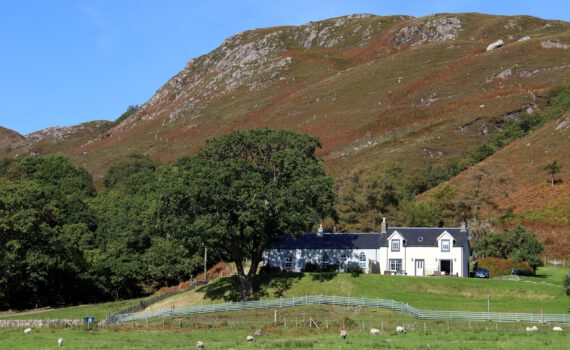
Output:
[180, 129, 336, 300]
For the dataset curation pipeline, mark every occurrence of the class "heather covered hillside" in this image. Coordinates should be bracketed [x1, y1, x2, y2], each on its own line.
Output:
[2, 13, 570, 254]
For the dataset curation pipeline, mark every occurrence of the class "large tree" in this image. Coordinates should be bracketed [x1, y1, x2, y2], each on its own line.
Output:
[180, 129, 336, 300]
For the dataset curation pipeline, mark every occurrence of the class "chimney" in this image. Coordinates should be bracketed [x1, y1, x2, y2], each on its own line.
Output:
[381, 217, 387, 234]
[460, 218, 467, 232]
[317, 223, 324, 237]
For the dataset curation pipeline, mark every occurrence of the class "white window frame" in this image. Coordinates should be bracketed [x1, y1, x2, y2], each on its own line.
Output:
[389, 259, 402, 272]
[391, 239, 400, 252]
[285, 254, 294, 270]
[359, 252, 367, 269]
[321, 252, 329, 265]
[340, 253, 348, 263]
[441, 239, 451, 252]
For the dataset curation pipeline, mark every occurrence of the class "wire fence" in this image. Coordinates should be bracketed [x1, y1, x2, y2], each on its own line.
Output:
[109, 295, 570, 325]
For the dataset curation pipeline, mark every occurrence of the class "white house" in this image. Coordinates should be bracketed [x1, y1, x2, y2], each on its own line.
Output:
[264, 219, 470, 277]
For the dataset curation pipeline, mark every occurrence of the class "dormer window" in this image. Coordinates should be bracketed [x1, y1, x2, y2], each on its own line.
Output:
[441, 239, 451, 252]
[391, 239, 400, 252]
[418, 237, 423, 243]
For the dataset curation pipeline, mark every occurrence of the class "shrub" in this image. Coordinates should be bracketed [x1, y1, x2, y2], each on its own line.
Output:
[259, 264, 282, 274]
[320, 263, 338, 272]
[476, 258, 534, 277]
[302, 262, 320, 272]
[564, 275, 570, 296]
[345, 266, 364, 276]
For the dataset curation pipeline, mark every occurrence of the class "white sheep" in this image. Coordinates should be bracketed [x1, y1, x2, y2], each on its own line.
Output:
[340, 330, 348, 339]
[23, 328, 32, 335]
[246, 335, 255, 343]
[58, 338, 64, 348]
[525, 326, 538, 332]
[254, 328, 262, 336]
[552, 326, 563, 332]
[396, 326, 406, 334]
[370, 328, 381, 335]
[196, 340, 205, 349]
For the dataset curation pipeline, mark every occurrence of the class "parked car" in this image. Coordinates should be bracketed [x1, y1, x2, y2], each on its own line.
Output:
[473, 268, 490, 278]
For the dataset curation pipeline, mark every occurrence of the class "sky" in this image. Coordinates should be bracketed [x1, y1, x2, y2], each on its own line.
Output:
[1, 1, 569, 135]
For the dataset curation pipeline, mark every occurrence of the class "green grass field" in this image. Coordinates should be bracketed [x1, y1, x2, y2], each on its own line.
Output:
[1, 324, 568, 350]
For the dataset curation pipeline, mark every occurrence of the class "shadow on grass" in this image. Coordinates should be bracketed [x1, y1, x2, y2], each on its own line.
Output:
[197, 272, 305, 302]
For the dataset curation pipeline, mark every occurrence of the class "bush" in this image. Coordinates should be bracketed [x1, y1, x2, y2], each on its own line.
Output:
[564, 275, 570, 296]
[319, 263, 338, 272]
[302, 262, 320, 272]
[476, 258, 534, 277]
[345, 266, 364, 276]
[259, 264, 282, 274]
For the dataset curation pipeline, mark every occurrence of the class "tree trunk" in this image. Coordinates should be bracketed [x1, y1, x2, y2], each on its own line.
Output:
[235, 258, 261, 301]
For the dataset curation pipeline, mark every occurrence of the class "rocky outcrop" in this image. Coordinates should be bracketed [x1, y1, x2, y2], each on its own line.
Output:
[393, 16, 462, 47]
[486, 39, 504, 51]
[540, 40, 569, 49]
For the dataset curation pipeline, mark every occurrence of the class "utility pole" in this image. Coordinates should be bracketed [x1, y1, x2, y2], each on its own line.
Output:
[204, 246, 208, 283]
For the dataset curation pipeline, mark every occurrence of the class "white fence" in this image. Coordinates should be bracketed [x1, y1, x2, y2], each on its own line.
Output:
[109, 295, 570, 324]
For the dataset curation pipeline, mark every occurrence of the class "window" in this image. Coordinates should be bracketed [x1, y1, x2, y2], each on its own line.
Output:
[321, 252, 329, 265]
[340, 253, 347, 263]
[389, 259, 402, 271]
[391, 239, 400, 252]
[285, 254, 294, 270]
[441, 239, 451, 252]
[359, 252, 367, 269]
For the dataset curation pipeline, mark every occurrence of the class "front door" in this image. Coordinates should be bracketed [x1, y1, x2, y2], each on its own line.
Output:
[415, 259, 425, 276]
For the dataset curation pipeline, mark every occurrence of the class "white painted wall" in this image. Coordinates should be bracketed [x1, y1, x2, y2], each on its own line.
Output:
[264, 248, 378, 273]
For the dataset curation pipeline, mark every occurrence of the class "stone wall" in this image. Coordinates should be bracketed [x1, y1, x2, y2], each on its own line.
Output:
[0, 319, 83, 328]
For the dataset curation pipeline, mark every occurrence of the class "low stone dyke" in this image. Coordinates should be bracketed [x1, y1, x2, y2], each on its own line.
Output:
[0, 319, 83, 328]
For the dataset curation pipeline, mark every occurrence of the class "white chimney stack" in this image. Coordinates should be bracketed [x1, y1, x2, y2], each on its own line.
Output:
[317, 223, 324, 237]
[381, 217, 387, 234]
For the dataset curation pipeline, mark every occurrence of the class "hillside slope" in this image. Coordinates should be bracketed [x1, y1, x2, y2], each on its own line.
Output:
[3, 13, 570, 182]
[1, 13, 570, 253]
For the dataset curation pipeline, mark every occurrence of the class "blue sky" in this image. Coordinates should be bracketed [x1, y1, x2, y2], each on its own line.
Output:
[1, 1, 569, 135]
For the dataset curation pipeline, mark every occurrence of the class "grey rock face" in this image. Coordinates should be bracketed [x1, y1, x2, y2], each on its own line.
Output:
[393, 17, 462, 47]
[541, 40, 570, 49]
[486, 39, 504, 51]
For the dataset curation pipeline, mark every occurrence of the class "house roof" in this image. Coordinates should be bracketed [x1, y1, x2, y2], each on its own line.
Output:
[268, 233, 381, 250]
[268, 227, 469, 250]
[384, 227, 469, 247]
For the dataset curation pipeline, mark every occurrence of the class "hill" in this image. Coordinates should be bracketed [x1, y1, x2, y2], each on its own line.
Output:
[1, 13, 570, 253]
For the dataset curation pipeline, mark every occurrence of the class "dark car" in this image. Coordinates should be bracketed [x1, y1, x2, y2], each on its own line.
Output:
[473, 268, 490, 278]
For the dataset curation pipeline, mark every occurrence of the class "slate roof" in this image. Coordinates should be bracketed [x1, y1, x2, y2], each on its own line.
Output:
[268, 227, 469, 250]
[268, 233, 381, 250]
[384, 227, 469, 247]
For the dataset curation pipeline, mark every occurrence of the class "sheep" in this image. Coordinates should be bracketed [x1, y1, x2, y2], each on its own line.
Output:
[58, 338, 64, 348]
[525, 326, 538, 332]
[552, 326, 563, 332]
[246, 335, 255, 343]
[23, 328, 32, 335]
[340, 330, 348, 339]
[254, 328, 262, 336]
[370, 328, 381, 335]
[396, 326, 406, 334]
[196, 340, 205, 349]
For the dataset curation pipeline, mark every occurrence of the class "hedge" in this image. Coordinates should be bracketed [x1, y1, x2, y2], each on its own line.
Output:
[476, 258, 534, 277]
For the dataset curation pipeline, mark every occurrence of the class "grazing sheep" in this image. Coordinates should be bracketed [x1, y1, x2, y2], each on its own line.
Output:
[526, 326, 538, 332]
[58, 338, 64, 348]
[370, 328, 381, 335]
[246, 335, 255, 343]
[340, 330, 348, 339]
[254, 328, 262, 336]
[553, 326, 563, 332]
[396, 326, 406, 334]
[23, 328, 32, 335]
[196, 340, 205, 349]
